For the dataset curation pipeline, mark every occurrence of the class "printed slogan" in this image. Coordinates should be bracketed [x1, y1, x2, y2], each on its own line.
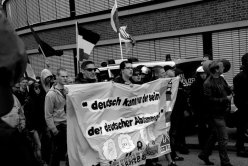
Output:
[66, 78, 179, 166]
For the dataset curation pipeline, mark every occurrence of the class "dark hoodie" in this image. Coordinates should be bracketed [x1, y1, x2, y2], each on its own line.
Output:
[233, 53, 248, 113]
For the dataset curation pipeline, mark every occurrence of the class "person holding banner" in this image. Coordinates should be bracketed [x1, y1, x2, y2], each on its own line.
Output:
[45, 68, 69, 166]
[130, 67, 143, 84]
[75, 60, 98, 84]
[149, 66, 177, 166]
[114, 60, 133, 85]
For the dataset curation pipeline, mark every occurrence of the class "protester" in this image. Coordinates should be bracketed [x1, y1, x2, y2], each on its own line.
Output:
[233, 53, 248, 157]
[190, 66, 209, 149]
[75, 60, 98, 83]
[41, 69, 55, 93]
[12, 82, 20, 93]
[45, 68, 69, 166]
[38, 69, 55, 164]
[130, 67, 143, 84]
[27, 81, 48, 165]
[113, 60, 133, 85]
[0, 8, 38, 166]
[198, 60, 233, 166]
[163, 66, 185, 161]
[136, 65, 152, 83]
[150, 65, 177, 166]
[14, 77, 29, 106]
[170, 67, 190, 156]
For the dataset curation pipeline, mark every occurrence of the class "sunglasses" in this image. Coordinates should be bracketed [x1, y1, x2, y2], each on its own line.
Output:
[85, 68, 97, 72]
[133, 73, 141, 76]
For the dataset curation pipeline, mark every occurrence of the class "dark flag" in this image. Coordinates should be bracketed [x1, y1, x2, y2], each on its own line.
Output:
[28, 23, 63, 57]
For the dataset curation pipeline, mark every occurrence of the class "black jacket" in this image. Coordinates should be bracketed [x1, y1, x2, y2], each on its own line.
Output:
[190, 75, 207, 115]
[204, 75, 232, 118]
[75, 73, 97, 84]
[233, 69, 248, 113]
[0, 120, 38, 166]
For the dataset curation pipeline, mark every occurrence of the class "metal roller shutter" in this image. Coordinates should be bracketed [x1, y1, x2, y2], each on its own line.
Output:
[28, 50, 75, 79]
[56, 0, 70, 19]
[134, 40, 152, 62]
[26, 0, 40, 24]
[179, 35, 203, 59]
[118, 0, 130, 7]
[60, 50, 75, 78]
[90, 0, 107, 12]
[130, 0, 149, 5]
[6, 0, 18, 29]
[239, 29, 248, 66]
[212, 29, 242, 85]
[40, 0, 56, 22]
[16, 0, 27, 28]
[92, 34, 203, 66]
[75, 0, 90, 15]
[28, 53, 46, 77]
[47, 56, 61, 75]
[155, 37, 180, 60]
[74, 0, 153, 16]
[92, 44, 122, 67]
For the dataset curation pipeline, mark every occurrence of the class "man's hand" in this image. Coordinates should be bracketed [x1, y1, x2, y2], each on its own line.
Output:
[52, 128, 59, 136]
[227, 95, 232, 101]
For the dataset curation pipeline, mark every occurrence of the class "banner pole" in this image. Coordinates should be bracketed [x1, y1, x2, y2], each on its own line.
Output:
[119, 33, 123, 60]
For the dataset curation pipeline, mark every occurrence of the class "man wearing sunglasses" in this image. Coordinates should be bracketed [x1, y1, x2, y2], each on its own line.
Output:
[75, 60, 98, 84]
[130, 67, 142, 84]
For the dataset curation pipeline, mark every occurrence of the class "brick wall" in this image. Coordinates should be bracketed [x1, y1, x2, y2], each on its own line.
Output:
[20, 0, 248, 50]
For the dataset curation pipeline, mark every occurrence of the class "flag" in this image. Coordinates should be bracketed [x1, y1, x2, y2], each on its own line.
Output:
[110, 0, 119, 33]
[76, 22, 100, 61]
[119, 26, 135, 54]
[24, 58, 36, 81]
[28, 23, 63, 57]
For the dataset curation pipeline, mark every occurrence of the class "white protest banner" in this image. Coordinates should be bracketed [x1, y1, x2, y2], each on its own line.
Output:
[66, 77, 179, 166]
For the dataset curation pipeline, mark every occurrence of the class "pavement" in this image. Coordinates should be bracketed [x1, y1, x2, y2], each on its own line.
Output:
[156, 149, 248, 166]
[186, 127, 248, 151]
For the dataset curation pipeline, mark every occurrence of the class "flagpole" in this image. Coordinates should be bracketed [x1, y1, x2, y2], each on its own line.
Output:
[118, 33, 123, 60]
[76, 21, 81, 74]
[39, 45, 50, 69]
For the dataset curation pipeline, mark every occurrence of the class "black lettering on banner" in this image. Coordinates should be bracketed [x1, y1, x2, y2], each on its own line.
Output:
[87, 126, 102, 136]
[91, 97, 121, 111]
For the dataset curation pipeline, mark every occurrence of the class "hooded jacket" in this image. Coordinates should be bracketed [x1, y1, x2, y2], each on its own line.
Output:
[40, 69, 53, 93]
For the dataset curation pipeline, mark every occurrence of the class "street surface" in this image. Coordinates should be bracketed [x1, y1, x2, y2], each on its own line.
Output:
[157, 149, 248, 166]
[61, 149, 247, 166]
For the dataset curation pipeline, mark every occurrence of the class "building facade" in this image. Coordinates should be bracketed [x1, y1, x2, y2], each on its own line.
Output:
[2, 0, 248, 84]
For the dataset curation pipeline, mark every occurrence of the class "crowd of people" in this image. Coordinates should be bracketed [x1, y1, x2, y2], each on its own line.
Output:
[1, 8, 248, 166]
